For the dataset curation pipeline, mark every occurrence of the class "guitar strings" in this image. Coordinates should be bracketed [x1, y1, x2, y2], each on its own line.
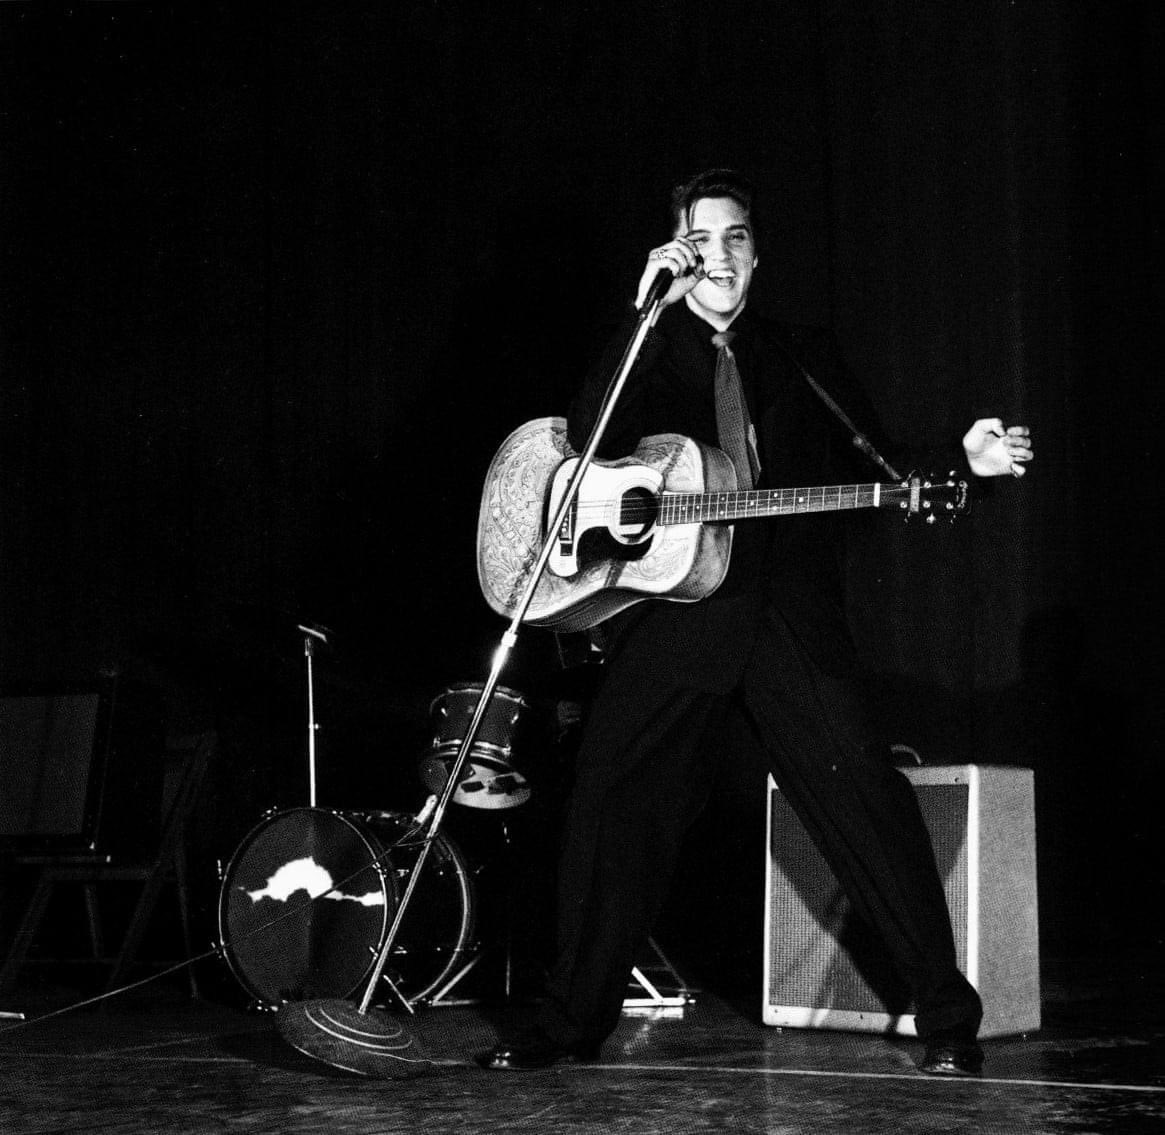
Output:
[564, 484, 884, 523]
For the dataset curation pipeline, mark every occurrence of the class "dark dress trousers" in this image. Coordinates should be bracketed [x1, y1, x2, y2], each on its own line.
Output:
[537, 299, 983, 1048]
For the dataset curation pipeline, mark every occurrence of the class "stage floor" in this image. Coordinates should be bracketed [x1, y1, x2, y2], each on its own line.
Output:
[1, 953, 1162, 1134]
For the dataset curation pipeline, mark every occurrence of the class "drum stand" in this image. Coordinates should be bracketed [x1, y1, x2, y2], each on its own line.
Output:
[420, 816, 529, 1007]
[624, 938, 696, 1016]
[277, 286, 670, 1076]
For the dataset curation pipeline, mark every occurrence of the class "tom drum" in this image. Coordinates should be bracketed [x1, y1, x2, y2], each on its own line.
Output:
[418, 683, 534, 809]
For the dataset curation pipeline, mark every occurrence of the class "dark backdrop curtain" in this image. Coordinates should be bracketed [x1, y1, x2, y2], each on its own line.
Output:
[2, 2, 1160, 950]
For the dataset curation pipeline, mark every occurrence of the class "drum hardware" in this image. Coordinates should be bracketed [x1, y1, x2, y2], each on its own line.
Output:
[413, 816, 531, 1008]
[623, 937, 695, 1016]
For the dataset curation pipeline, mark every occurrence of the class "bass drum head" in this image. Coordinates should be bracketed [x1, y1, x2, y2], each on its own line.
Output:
[218, 808, 474, 1007]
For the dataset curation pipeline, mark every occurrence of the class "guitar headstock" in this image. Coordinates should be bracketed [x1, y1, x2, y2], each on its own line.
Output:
[894, 471, 970, 524]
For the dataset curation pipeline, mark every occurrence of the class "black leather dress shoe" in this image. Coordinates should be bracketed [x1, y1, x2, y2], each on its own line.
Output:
[475, 1033, 601, 1071]
[919, 1041, 984, 1077]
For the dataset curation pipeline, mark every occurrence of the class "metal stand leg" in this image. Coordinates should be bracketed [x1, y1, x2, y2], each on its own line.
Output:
[420, 818, 531, 1008]
[622, 937, 697, 1016]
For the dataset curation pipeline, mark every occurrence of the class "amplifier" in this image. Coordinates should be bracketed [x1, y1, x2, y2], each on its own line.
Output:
[763, 764, 1039, 1038]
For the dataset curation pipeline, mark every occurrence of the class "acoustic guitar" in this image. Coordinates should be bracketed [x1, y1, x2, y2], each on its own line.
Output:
[477, 417, 967, 633]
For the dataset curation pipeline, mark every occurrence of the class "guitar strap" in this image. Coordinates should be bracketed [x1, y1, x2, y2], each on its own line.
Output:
[772, 334, 903, 483]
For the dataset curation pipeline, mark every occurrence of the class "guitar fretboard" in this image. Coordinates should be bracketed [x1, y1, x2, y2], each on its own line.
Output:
[656, 483, 886, 525]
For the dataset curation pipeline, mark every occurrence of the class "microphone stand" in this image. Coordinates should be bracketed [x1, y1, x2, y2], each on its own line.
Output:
[277, 289, 668, 1077]
[298, 623, 329, 808]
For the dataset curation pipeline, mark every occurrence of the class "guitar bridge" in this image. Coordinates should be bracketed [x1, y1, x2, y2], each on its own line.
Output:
[556, 500, 575, 548]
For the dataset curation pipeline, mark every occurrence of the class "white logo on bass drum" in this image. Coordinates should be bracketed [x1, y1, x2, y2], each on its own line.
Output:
[242, 857, 386, 907]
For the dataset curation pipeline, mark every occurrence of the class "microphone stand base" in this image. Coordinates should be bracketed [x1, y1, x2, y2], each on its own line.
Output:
[276, 998, 453, 1078]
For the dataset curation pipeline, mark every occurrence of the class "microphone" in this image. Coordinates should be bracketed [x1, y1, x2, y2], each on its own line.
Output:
[638, 267, 674, 313]
[637, 254, 704, 314]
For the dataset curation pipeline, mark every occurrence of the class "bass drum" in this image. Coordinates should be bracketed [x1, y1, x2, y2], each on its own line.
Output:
[218, 808, 474, 1007]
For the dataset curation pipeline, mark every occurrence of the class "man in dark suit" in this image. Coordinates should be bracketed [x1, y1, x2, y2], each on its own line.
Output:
[476, 169, 1033, 1077]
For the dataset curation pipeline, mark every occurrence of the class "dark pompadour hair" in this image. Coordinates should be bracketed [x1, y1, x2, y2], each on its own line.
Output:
[668, 168, 758, 240]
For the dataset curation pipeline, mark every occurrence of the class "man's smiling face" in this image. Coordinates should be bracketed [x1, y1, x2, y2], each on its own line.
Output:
[678, 195, 757, 329]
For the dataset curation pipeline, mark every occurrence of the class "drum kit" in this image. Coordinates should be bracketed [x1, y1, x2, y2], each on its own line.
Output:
[215, 624, 540, 1018]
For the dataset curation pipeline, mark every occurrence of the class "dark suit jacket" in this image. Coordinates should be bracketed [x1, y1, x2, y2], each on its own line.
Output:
[567, 300, 928, 692]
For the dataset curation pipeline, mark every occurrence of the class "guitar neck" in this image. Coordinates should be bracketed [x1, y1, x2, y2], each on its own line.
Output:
[658, 482, 901, 525]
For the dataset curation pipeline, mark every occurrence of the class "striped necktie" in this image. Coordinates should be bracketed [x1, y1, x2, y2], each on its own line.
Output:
[712, 330, 760, 489]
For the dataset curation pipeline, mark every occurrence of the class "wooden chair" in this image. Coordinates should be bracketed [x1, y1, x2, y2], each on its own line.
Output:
[0, 730, 215, 998]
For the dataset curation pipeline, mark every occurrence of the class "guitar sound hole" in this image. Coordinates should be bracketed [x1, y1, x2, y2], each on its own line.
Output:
[576, 527, 654, 567]
[573, 487, 658, 569]
[619, 487, 659, 537]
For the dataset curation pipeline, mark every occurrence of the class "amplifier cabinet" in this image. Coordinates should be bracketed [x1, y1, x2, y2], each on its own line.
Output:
[763, 764, 1040, 1038]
